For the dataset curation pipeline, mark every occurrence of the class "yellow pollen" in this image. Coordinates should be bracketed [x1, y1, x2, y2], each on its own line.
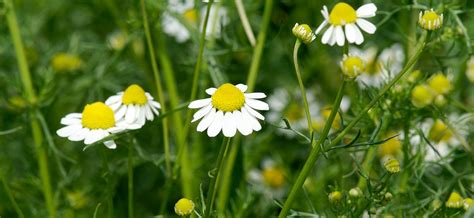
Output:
[262, 167, 285, 188]
[183, 9, 198, 23]
[122, 84, 148, 105]
[329, 3, 357, 25]
[81, 102, 116, 129]
[342, 56, 365, 78]
[211, 83, 245, 112]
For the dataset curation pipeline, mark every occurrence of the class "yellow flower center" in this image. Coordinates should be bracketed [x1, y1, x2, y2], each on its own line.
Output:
[419, 10, 443, 30]
[428, 74, 452, 95]
[366, 60, 383, 75]
[329, 191, 343, 203]
[122, 84, 148, 105]
[329, 3, 357, 25]
[428, 119, 453, 142]
[211, 83, 245, 112]
[342, 56, 365, 78]
[411, 85, 434, 108]
[81, 102, 116, 129]
[262, 167, 285, 188]
[446, 192, 463, 208]
[174, 198, 194, 216]
[51, 53, 82, 72]
[183, 9, 198, 23]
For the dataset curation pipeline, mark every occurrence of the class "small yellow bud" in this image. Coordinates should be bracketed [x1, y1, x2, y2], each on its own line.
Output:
[464, 198, 473, 210]
[328, 191, 343, 203]
[384, 192, 393, 201]
[418, 9, 443, 30]
[382, 155, 400, 173]
[262, 167, 285, 188]
[174, 198, 195, 216]
[349, 187, 363, 198]
[51, 53, 82, 72]
[428, 74, 452, 95]
[411, 85, 434, 108]
[340, 55, 365, 79]
[292, 23, 316, 44]
[446, 192, 463, 208]
[432, 199, 442, 210]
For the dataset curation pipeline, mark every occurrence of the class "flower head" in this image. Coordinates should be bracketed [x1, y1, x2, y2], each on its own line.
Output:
[292, 23, 316, 44]
[418, 9, 443, 30]
[108, 31, 127, 50]
[262, 166, 285, 188]
[382, 155, 400, 173]
[428, 73, 452, 95]
[316, 3, 377, 46]
[51, 53, 82, 72]
[329, 191, 343, 203]
[446, 192, 463, 208]
[411, 84, 434, 108]
[105, 84, 161, 129]
[57, 102, 131, 149]
[428, 119, 453, 143]
[340, 55, 365, 79]
[464, 198, 473, 211]
[188, 83, 269, 137]
[174, 198, 195, 216]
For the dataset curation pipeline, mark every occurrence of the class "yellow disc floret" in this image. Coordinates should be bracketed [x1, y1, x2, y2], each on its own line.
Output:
[418, 10, 443, 30]
[446, 192, 463, 208]
[122, 84, 148, 105]
[341, 55, 365, 79]
[428, 74, 452, 95]
[174, 198, 195, 216]
[211, 83, 245, 112]
[262, 167, 285, 188]
[411, 85, 434, 108]
[81, 102, 116, 129]
[329, 3, 357, 25]
[428, 119, 453, 143]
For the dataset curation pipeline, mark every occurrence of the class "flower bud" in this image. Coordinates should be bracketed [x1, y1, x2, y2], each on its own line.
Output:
[434, 95, 447, 107]
[411, 85, 434, 108]
[382, 155, 400, 173]
[428, 73, 452, 95]
[328, 191, 343, 203]
[446, 192, 463, 209]
[418, 9, 443, 30]
[174, 198, 195, 216]
[292, 23, 316, 44]
[349, 187, 363, 198]
[464, 198, 473, 211]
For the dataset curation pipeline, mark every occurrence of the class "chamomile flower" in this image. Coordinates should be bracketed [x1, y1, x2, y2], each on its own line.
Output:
[352, 44, 405, 88]
[446, 192, 463, 208]
[51, 53, 82, 72]
[315, 2, 377, 46]
[248, 158, 286, 198]
[292, 23, 316, 44]
[105, 84, 161, 128]
[418, 9, 443, 30]
[188, 83, 269, 137]
[57, 102, 131, 149]
[340, 54, 366, 79]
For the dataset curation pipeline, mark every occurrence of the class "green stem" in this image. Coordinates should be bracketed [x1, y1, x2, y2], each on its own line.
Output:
[293, 39, 313, 136]
[205, 137, 231, 218]
[128, 141, 134, 218]
[234, 0, 256, 46]
[279, 31, 429, 218]
[6, 1, 56, 217]
[1, 175, 25, 218]
[140, 0, 171, 177]
[246, 0, 274, 91]
[216, 139, 240, 215]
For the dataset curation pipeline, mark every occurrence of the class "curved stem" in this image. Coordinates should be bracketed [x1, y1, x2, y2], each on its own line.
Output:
[234, 0, 256, 46]
[279, 31, 429, 218]
[205, 137, 231, 218]
[6, 1, 56, 217]
[128, 141, 134, 218]
[293, 39, 313, 137]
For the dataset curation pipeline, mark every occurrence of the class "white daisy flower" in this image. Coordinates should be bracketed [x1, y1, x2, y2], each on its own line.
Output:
[315, 2, 377, 46]
[56, 102, 132, 149]
[418, 9, 443, 30]
[188, 83, 269, 137]
[352, 44, 405, 88]
[105, 84, 161, 128]
[247, 158, 286, 198]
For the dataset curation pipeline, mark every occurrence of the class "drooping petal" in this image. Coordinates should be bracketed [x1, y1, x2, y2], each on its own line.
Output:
[356, 3, 377, 18]
[84, 129, 106, 144]
[114, 105, 127, 120]
[145, 104, 153, 121]
[197, 108, 216, 132]
[104, 140, 117, 149]
[207, 110, 224, 137]
[105, 94, 122, 105]
[356, 19, 376, 34]
[353, 25, 364, 45]
[65, 113, 82, 119]
[188, 98, 211, 109]
[234, 110, 252, 136]
[242, 107, 261, 131]
[222, 112, 237, 137]
[244, 104, 265, 120]
[150, 101, 161, 109]
[315, 20, 328, 35]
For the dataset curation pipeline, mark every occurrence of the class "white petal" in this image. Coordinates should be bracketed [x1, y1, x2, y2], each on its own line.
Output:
[329, 31, 337, 46]
[192, 104, 213, 122]
[234, 110, 252, 136]
[145, 92, 154, 100]
[104, 140, 117, 149]
[125, 105, 137, 123]
[345, 23, 357, 43]
[356, 19, 376, 34]
[335, 25, 345, 46]
[84, 130, 106, 144]
[109, 101, 122, 111]
[321, 25, 334, 44]
[206, 88, 217, 95]
[65, 113, 82, 119]
[105, 94, 122, 105]
[197, 108, 216, 132]
[57, 124, 82, 137]
[356, 3, 377, 18]
[207, 110, 224, 137]
[235, 84, 247, 92]
[188, 98, 211, 109]
[114, 105, 127, 120]
[242, 108, 261, 131]
[150, 102, 159, 116]
[245, 99, 269, 111]
[145, 104, 154, 121]
[68, 128, 90, 141]
[315, 20, 328, 35]
[60, 117, 81, 125]
[244, 104, 265, 120]
[222, 112, 237, 137]
[150, 101, 161, 109]
[137, 107, 146, 126]
[353, 25, 364, 45]
[244, 92, 266, 99]
[108, 126, 124, 134]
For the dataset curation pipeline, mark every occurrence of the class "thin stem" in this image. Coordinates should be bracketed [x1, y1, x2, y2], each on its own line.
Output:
[128, 140, 134, 218]
[5, 1, 56, 217]
[205, 137, 231, 218]
[246, 0, 274, 91]
[278, 31, 429, 218]
[234, 0, 256, 46]
[1, 175, 25, 218]
[216, 139, 239, 215]
[140, 0, 171, 177]
[293, 39, 313, 137]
